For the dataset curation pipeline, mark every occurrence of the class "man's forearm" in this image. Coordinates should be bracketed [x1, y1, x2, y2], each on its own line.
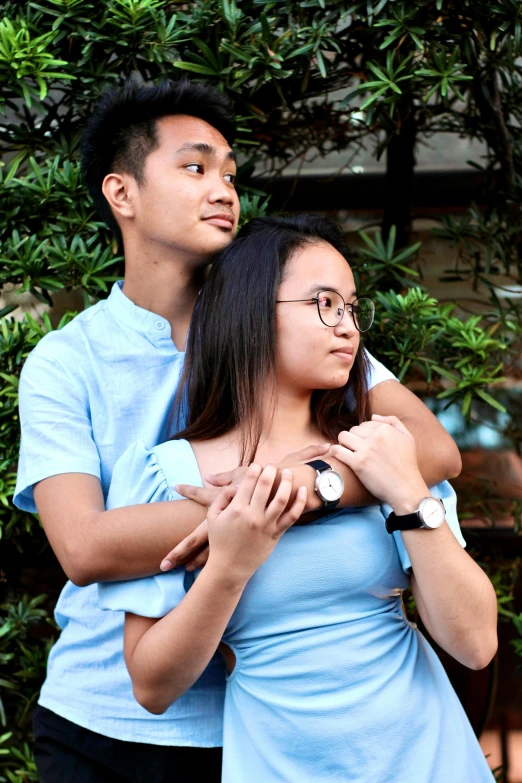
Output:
[400, 413, 462, 485]
[295, 419, 460, 512]
[291, 459, 375, 512]
[68, 500, 206, 586]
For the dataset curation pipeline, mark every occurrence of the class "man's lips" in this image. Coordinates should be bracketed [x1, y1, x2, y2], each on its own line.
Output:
[202, 213, 235, 228]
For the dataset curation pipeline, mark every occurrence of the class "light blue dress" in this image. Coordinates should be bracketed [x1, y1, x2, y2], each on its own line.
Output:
[99, 439, 494, 782]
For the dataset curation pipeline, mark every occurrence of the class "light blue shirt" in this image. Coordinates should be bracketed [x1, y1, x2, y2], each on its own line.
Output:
[14, 281, 398, 745]
[100, 442, 492, 783]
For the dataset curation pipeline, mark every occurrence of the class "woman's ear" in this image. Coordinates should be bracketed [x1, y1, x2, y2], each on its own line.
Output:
[102, 172, 136, 221]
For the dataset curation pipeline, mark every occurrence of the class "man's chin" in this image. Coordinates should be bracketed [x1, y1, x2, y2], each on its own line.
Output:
[200, 229, 236, 255]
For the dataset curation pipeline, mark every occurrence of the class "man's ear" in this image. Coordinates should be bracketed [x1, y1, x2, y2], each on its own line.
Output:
[102, 172, 136, 221]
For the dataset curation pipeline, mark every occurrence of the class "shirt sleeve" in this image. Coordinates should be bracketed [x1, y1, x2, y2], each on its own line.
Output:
[99, 439, 200, 618]
[14, 345, 101, 513]
[382, 481, 466, 575]
[365, 350, 398, 389]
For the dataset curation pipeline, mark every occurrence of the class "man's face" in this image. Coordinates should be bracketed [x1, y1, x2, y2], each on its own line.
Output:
[127, 115, 240, 263]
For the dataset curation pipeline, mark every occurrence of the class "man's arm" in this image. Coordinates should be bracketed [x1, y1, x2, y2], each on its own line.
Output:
[202, 380, 461, 510]
[34, 474, 207, 587]
[33, 443, 332, 586]
[17, 348, 209, 587]
[166, 381, 462, 570]
[311, 381, 461, 507]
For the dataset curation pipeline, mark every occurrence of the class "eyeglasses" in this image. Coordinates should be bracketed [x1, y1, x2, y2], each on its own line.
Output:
[276, 290, 374, 332]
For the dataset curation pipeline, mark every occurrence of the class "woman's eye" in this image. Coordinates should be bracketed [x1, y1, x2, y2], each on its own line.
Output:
[318, 296, 333, 308]
[185, 163, 203, 173]
[224, 173, 236, 184]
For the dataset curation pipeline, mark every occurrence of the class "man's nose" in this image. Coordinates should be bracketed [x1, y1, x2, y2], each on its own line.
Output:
[208, 177, 235, 206]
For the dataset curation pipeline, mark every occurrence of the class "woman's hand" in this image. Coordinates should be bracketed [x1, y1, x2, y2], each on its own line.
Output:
[331, 414, 429, 510]
[126, 464, 307, 715]
[206, 463, 307, 587]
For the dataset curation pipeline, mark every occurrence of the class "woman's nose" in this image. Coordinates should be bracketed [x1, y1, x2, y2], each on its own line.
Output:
[334, 308, 358, 336]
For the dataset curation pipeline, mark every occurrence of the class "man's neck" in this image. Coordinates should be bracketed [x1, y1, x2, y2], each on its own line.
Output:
[122, 242, 207, 351]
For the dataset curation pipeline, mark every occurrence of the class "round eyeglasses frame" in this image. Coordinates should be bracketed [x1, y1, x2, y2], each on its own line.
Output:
[276, 290, 375, 332]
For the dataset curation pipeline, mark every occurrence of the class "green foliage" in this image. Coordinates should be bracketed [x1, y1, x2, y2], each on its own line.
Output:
[365, 287, 509, 415]
[0, 594, 56, 782]
[1, 0, 521, 777]
[0, 15, 74, 108]
[356, 225, 421, 288]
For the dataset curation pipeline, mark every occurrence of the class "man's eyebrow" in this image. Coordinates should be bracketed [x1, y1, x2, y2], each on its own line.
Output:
[174, 142, 237, 163]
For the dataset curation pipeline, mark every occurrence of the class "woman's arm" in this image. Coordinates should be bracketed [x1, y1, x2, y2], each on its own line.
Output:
[331, 415, 497, 671]
[183, 382, 460, 510]
[163, 385, 461, 571]
[124, 465, 307, 714]
[124, 564, 246, 714]
[406, 528, 497, 670]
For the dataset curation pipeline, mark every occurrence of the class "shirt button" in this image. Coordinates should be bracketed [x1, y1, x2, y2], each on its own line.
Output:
[155, 321, 165, 330]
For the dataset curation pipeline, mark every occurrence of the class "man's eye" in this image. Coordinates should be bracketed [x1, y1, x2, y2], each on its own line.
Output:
[185, 163, 203, 173]
[224, 173, 236, 183]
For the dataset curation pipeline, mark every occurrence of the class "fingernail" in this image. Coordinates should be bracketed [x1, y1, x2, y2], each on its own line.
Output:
[282, 468, 292, 476]
[203, 474, 214, 480]
[322, 443, 331, 448]
[160, 560, 173, 571]
[185, 564, 195, 572]
[174, 485, 180, 492]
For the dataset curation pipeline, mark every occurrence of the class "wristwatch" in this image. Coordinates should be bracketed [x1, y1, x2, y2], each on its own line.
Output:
[305, 460, 344, 509]
[385, 497, 446, 534]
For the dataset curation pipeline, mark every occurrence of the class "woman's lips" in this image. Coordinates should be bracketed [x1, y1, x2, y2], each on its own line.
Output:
[331, 349, 354, 362]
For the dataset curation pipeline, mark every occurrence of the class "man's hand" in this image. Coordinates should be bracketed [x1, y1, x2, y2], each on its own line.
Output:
[160, 517, 210, 573]
[161, 444, 330, 571]
[204, 443, 331, 488]
[175, 442, 329, 518]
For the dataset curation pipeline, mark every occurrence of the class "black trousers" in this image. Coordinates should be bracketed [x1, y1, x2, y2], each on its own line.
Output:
[33, 705, 223, 783]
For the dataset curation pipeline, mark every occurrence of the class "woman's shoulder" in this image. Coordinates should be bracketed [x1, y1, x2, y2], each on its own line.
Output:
[106, 438, 203, 509]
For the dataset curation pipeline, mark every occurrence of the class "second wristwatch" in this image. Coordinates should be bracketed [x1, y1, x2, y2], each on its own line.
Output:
[305, 460, 344, 509]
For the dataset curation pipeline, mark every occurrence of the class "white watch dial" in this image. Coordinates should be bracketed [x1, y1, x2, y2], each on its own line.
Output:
[420, 497, 445, 529]
[316, 470, 344, 502]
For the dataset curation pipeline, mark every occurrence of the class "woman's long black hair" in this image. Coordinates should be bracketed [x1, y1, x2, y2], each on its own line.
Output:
[172, 214, 371, 463]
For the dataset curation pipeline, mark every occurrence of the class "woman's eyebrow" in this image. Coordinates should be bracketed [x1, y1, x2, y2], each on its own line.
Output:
[304, 285, 358, 298]
[174, 142, 236, 162]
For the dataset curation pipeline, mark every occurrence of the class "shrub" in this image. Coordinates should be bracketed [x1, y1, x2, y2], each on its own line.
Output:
[1, 2, 521, 779]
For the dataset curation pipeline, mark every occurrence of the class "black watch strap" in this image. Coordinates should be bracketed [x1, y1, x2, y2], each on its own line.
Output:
[385, 511, 422, 534]
[306, 459, 332, 473]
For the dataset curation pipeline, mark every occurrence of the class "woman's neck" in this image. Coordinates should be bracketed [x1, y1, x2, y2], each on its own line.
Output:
[253, 387, 323, 464]
[189, 387, 324, 477]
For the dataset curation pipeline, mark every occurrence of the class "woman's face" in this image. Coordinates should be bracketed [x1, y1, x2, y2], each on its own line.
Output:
[275, 241, 360, 394]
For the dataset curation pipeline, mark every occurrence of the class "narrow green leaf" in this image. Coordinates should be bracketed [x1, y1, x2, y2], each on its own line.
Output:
[461, 391, 472, 416]
[173, 61, 217, 75]
[475, 389, 507, 413]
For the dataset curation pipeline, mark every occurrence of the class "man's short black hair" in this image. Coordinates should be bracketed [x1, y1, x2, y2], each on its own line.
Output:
[81, 77, 236, 249]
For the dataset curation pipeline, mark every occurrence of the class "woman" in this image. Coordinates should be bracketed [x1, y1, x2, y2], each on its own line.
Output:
[100, 215, 497, 781]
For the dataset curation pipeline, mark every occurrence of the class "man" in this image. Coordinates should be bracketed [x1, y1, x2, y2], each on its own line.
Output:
[14, 77, 461, 783]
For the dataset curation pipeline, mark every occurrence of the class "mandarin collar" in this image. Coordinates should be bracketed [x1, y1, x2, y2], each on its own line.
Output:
[106, 281, 176, 346]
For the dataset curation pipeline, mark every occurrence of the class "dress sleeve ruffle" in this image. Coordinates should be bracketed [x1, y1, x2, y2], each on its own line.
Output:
[98, 568, 188, 618]
[105, 439, 175, 510]
[99, 438, 203, 617]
